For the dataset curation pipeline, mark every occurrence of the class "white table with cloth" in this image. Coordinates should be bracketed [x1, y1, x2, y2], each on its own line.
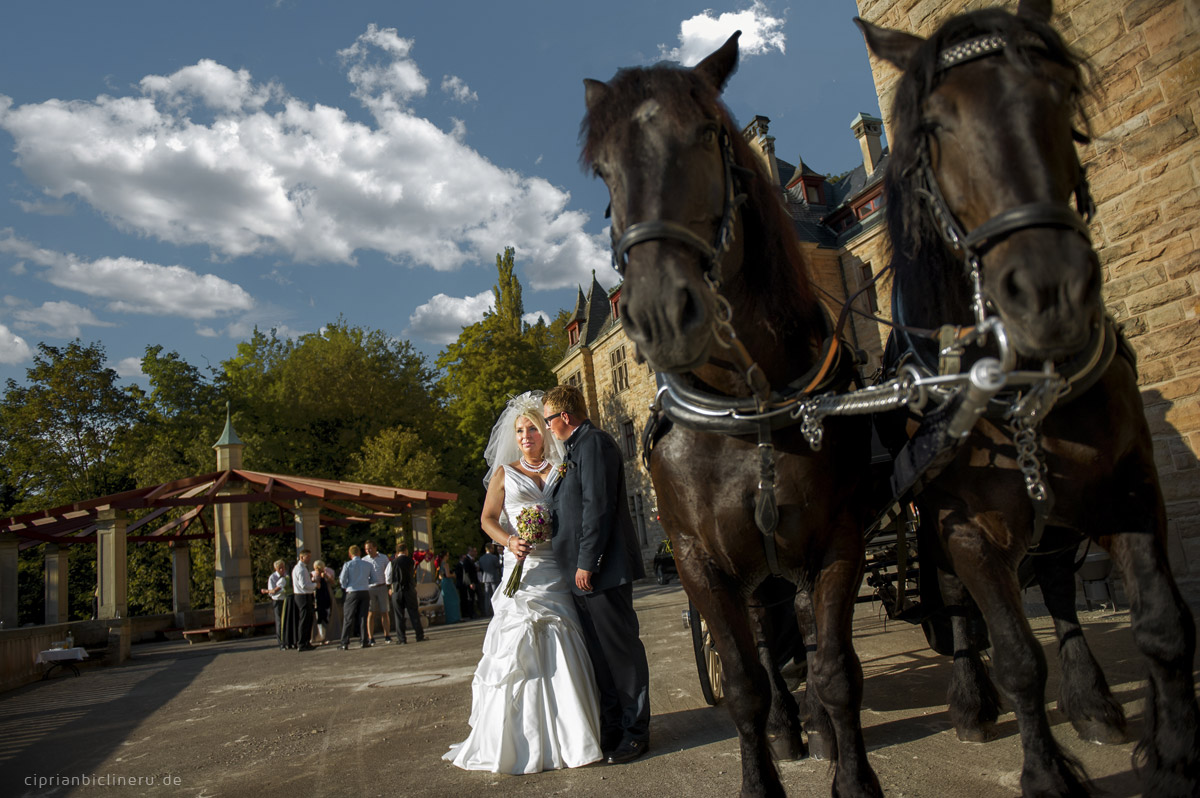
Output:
[34, 647, 88, 679]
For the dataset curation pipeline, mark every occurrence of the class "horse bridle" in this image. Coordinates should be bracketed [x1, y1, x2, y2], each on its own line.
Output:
[915, 32, 1096, 326]
[609, 126, 785, 403]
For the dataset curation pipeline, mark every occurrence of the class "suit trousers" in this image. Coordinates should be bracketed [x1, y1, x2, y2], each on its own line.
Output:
[340, 590, 370, 647]
[478, 580, 497, 616]
[574, 582, 651, 744]
[294, 593, 314, 647]
[272, 599, 287, 648]
[390, 586, 425, 641]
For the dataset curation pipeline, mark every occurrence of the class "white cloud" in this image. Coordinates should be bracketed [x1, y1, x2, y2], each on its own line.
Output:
[0, 231, 254, 319]
[441, 75, 478, 103]
[0, 323, 32, 364]
[405, 290, 493, 345]
[659, 1, 786, 67]
[10, 299, 116, 339]
[0, 25, 608, 289]
[338, 24, 428, 115]
[114, 356, 145, 378]
[523, 310, 550, 327]
[14, 198, 73, 215]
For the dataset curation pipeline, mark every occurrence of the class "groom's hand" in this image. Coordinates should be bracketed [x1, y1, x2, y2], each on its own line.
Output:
[575, 569, 593, 592]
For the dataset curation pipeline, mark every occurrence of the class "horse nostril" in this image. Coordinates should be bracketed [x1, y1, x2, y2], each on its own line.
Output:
[672, 285, 704, 333]
[1001, 269, 1023, 304]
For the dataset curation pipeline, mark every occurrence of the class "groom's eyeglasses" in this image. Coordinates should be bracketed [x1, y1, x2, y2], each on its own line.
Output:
[543, 412, 563, 425]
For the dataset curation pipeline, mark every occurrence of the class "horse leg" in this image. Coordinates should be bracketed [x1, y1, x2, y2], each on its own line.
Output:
[1107, 530, 1200, 797]
[938, 568, 1002, 743]
[949, 522, 1089, 796]
[1029, 543, 1126, 744]
[748, 595, 806, 761]
[683, 564, 785, 798]
[795, 587, 834, 760]
[810, 554, 884, 798]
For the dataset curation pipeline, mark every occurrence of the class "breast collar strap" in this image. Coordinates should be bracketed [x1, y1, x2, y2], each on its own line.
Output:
[653, 302, 854, 437]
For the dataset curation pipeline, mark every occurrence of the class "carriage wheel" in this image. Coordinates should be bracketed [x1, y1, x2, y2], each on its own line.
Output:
[689, 599, 723, 705]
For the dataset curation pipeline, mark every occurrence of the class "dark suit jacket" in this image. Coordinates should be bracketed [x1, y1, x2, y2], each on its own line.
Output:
[550, 420, 645, 596]
[388, 554, 416, 592]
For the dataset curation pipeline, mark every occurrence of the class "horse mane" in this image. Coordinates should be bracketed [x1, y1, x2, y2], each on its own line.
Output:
[581, 64, 820, 350]
[885, 8, 1091, 322]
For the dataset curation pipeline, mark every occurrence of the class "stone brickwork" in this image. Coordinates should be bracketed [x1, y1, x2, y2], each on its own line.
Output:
[855, 0, 1199, 574]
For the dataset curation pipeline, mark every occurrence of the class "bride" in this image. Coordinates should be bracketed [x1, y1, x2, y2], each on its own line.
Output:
[443, 391, 603, 773]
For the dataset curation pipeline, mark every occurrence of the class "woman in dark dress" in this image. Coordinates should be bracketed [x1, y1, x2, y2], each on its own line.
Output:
[312, 559, 334, 644]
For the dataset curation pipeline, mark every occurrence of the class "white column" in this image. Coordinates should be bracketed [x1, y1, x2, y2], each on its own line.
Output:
[44, 543, 70, 624]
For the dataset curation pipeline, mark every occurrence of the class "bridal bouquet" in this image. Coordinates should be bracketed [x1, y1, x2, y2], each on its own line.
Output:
[503, 504, 552, 597]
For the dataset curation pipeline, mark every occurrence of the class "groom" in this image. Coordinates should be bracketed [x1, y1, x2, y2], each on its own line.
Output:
[543, 385, 651, 764]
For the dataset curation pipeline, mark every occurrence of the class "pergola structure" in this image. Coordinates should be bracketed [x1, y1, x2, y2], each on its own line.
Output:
[0, 409, 456, 633]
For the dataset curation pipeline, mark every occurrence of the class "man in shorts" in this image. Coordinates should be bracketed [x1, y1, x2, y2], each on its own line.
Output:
[363, 539, 392, 644]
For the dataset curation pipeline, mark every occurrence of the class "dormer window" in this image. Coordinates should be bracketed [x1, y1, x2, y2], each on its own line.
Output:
[611, 289, 621, 321]
[805, 184, 821, 204]
[568, 323, 580, 346]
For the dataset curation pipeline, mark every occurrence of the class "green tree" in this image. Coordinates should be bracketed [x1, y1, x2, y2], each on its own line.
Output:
[218, 319, 436, 479]
[1, 340, 140, 510]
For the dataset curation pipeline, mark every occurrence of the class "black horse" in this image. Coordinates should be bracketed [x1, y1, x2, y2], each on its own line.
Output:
[582, 34, 880, 798]
[859, 1, 1199, 795]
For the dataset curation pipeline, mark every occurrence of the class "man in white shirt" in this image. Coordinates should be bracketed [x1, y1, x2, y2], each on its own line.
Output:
[261, 560, 290, 650]
[292, 549, 317, 652]
[363, 540, 392, 644]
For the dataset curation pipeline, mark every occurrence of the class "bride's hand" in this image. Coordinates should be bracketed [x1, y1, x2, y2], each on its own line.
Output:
[507, 534, 530, 560]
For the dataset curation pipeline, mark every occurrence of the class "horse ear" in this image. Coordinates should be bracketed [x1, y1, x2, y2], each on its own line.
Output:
[1016, 0, 1053, 23]
[694, 30, 740, 92]
[584, 78, 610, 112]
[854, 17, 923, 71]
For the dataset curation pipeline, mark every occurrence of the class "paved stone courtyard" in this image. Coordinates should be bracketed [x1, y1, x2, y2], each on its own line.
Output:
[2, 581, 1196, 798]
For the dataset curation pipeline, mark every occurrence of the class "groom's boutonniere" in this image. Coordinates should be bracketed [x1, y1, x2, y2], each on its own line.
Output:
[556, 463, 569, 478]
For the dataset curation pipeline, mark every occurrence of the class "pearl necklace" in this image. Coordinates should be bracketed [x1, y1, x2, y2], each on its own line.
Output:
[521, 458, 550, 473]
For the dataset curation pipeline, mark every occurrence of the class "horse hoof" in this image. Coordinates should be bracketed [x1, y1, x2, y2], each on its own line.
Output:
[1073, 719, 1125, 745]
[805, 730, 833, 761]
[956, 724, 996, 744]
[767, 732, 806, 762]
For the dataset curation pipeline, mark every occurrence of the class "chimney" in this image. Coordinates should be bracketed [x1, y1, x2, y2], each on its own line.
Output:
[851, 112, 884, 175]
[743, 115, 781, 188]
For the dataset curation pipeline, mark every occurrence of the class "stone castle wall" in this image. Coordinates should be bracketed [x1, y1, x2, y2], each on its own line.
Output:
[855, 0, 1200, 573]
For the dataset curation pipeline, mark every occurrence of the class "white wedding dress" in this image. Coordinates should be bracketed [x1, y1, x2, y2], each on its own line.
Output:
[444, 464, 603, 773]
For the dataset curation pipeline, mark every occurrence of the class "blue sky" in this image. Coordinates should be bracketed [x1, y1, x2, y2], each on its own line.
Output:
[0, 0, 883, 386]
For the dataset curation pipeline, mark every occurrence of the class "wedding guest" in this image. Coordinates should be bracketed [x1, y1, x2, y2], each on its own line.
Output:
[476, 543, 501, 617]
[437, 551, 461, 624]
[292, 549, 317, 652]
[388, 542, 426, 643]
[262, 560, 290, 650]
[312, 559, 334, 644]
[320, 559, 342, 639]
[363, 540, 392, 644]
[454, 551, 478, 620]
[339, 545, 373, 649]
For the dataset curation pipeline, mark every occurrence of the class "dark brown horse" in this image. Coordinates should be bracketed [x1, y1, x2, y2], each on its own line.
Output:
[859, 1, 1199, 795]
[582, 34, 880, 798]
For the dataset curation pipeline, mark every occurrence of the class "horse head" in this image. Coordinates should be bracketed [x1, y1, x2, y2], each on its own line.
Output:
[581, 33, 767, 374]
[859, 0, 1101, 363]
